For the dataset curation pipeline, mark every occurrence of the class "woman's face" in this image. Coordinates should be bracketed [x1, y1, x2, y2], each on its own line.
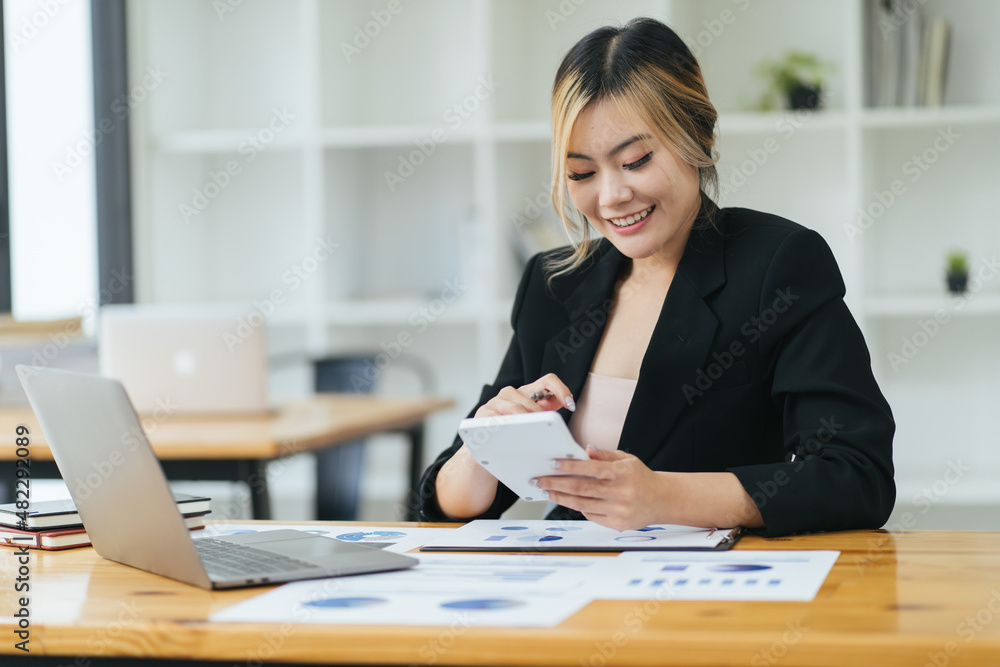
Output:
[565, 99, 702, 265]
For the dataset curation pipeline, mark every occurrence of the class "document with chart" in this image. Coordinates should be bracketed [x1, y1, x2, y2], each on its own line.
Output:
[420, 519, 742, 551]
[211, 554, 604, 627]
[590, 550, 841, 601]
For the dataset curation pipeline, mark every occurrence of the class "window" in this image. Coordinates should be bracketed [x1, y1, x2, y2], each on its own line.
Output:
[3, 0, 97, 320]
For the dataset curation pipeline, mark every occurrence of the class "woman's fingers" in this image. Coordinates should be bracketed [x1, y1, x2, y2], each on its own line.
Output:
[521, 373, 576, 412]
[496, 386, 542, 412]
[473, 385, 541, 418]
[473, 373, 576, 418]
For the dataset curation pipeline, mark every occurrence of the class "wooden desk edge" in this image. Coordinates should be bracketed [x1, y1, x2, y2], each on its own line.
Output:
[0, 395, 456, 460]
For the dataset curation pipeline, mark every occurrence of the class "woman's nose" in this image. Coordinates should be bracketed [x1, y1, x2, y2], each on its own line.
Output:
[598, 172, 632, 209]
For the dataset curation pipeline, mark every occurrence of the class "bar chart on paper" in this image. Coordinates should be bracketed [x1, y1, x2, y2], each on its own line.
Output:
[591, 551, 840, 601]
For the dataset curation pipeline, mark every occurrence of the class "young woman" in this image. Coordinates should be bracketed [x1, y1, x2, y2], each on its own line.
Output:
[417, 17, 895, 537]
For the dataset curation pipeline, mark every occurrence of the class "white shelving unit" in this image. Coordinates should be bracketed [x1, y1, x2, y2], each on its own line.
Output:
[127, 0, 999, 515]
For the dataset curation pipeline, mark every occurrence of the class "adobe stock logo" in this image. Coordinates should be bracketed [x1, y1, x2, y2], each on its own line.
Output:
[338, 0, 410, 63]
[681, 288, 798, 405]
[383, 76, 500, 191]
[179, 108, 296, 223]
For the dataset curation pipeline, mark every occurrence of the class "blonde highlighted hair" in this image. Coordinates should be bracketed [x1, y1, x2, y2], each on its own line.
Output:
[546, 17, 720, 281]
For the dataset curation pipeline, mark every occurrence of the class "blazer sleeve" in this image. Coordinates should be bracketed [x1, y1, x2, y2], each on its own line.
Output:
[415, 254, 539, 522]
[726, 228, 896, 536]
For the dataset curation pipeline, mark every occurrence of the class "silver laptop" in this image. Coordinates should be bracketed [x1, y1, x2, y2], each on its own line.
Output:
[16, 365, 417, 589]
[99, 304, 268, 415]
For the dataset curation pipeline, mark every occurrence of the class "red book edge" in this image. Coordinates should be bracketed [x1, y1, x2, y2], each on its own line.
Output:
[0, 514, 208, 550]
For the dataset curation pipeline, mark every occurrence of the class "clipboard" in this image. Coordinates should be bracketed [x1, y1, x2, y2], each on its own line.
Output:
[421, 520, 746, 552]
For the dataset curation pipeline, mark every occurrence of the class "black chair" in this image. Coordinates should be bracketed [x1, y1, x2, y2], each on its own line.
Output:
[313, 356, 373, 520]
[312, 354, 437, 520]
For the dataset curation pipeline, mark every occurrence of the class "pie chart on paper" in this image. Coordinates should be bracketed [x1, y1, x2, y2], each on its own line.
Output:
[304, 597, 388, 608]
[440, 599, 525, 611]
[335, 531, 408, 542]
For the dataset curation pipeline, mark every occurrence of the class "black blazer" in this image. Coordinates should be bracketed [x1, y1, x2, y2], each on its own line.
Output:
[418, 207, 895, 537]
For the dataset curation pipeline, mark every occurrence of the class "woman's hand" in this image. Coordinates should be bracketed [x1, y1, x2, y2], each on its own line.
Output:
[536, 448, 765, 531]
[535, 446, 667, 531]
[435, 374, 575, 519]
[473, 373, 576, 417]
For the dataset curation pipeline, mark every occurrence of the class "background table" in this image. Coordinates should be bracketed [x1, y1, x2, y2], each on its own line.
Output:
[1, 523, 998, 666]
[0, 395, 453, 520]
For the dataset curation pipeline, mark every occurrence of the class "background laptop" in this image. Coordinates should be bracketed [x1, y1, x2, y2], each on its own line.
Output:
[99, 304, 268, 415]
[16, 365, 417, 589]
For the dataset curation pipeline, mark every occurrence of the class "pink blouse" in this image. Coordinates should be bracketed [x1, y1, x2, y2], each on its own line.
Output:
[568, 372, 638, 451]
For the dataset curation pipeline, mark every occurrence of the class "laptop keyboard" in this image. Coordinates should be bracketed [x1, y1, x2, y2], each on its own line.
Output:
[195, 538, 319, 580]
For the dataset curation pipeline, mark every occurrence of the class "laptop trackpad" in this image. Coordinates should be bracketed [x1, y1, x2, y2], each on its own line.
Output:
[218, 529, 416, 572]
[220, 529, 372, 554]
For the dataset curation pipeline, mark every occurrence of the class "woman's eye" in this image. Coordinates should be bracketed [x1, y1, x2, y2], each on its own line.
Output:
[624, 152, 652, 170]
[567, 171, 594, 181]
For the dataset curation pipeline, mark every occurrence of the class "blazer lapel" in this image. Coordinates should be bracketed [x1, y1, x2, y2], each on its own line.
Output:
[620, 222, 727, 463]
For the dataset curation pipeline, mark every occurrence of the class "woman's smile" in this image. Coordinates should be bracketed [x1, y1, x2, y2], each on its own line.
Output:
[606, 204, 655, 233]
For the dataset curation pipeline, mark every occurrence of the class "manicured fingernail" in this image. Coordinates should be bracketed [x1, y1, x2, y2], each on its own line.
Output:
[540, 490, 550, 499]
[565, 396, 576, 411]
[529, 478, 540, 488]
[550, 459, 562, 470]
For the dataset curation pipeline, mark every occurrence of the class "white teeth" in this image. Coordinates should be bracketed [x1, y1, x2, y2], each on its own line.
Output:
[610, 206, 653, 227]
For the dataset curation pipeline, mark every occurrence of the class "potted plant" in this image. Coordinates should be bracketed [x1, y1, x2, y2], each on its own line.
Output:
[755, 51, 835, 111]
[946, 250, 969, 294]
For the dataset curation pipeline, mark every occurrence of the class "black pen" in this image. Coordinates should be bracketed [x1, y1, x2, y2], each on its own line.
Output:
[530, 389, 576, 411]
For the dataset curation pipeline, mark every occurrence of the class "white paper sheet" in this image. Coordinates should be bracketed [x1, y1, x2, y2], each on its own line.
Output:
[307, 553, 609, 593]
[198, 522, 450, 554]
[420, 519, 739, 551]
[210, 554, 603, 627]
[589, 550, 841, 601]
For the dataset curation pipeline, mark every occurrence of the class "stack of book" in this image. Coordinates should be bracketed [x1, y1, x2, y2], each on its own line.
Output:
[0, 492, 210, 550]
[868, 0, 951, 108]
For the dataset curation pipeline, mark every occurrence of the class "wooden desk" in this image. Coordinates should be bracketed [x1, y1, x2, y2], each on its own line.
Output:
[1, 523, 998, 666]
[0, 395, 453, 519]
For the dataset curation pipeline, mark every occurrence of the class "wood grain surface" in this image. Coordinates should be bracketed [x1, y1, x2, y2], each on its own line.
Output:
[1, 522, 999, 665]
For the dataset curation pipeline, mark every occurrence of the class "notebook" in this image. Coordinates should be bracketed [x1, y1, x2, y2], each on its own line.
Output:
[1, 514, 208, 550]
[0, 492, 211, 530]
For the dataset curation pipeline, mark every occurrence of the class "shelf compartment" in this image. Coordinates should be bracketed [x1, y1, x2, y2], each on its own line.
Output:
[319, 0, 482, 127]
[146, 151, 307, 305]
[856, 127, 1000, 296]
[140, 0, 303, 134]
[671, 0, 849, 113]
[864, 0, 1000, 109]
[712, 130, 849, 260]
[323, 145, 477, 300]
